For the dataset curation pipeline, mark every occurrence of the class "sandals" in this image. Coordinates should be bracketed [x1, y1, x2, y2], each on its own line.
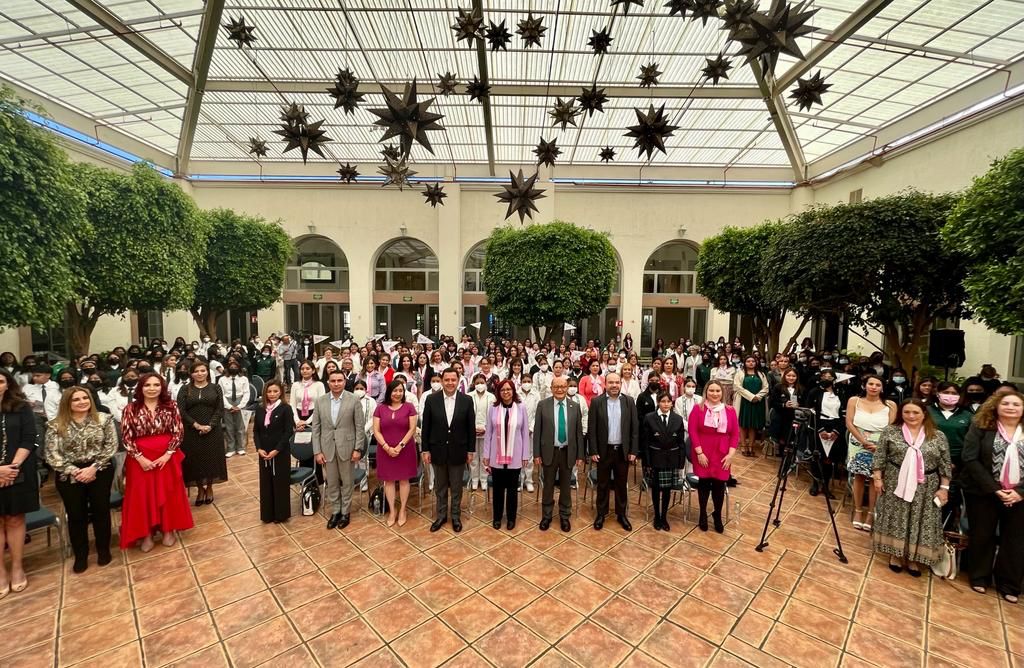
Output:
[852, 508, 865, 530]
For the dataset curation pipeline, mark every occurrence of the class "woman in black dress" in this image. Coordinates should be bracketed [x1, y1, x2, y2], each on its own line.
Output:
[254, 381, 293, 523]
[176, 361, 227, 505]
[0, 369, 38, 595]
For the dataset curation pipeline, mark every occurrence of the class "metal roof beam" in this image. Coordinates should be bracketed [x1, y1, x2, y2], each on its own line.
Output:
[61, 0, 193, 86]
[777, 0, 893, 92]
[818, 28, 1013, 68]
[204, 79, 763, 99]
[472, 0, 495, 176]
[750, 61, 806, 182]
[175, 0, 224, 177]
[0, 9, 205, 47]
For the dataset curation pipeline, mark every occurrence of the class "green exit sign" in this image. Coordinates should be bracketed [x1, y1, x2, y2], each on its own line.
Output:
[312, 293, 323, 301]
[402, 296, 413, 302]
[669, 298, 679, 305]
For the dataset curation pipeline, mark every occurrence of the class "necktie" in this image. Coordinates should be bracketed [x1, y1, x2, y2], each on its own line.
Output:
[662, 414, 668, 428]
[41, 386, 46, 402]
[231, 378, 238, 402]
[557, 401, 566, 443]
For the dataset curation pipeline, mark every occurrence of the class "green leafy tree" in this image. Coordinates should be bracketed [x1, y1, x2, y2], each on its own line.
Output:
[69, 162, 208, 355]
[697, 222, 810, 356]
[482, 220, 616, 341]
[0, 87, 91, 330]
[191, 208, 294, 336]
[764, 191, 965, 370]
[944, 148, 1024, 335]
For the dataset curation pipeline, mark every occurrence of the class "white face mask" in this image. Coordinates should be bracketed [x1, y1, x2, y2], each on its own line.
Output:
[567, 387, 578, 396]
[475, 383, 487, 394]
[684, 387, 695, 396]
[540, 364, 549, 371]
[521, 382, 532, 392]
[354, 389, 366, 399]
[430, 382, 442, 392]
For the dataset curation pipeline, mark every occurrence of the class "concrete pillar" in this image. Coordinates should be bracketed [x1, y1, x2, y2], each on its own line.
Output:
[619, 253, 644, 346]
[348, 239, 374, 343]
[437, 183, 463, 336]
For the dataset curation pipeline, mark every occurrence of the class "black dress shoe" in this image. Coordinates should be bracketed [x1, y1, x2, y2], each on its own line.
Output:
[560, 518, 571, 532]
[327, 513, 342, 530]
[72, 558, 88, 574]
[195, 496, 205, 507]
[338, 515, 351, 530]
[430, 517, 447, 532]
[204, 497, 214, 505]
[539, 518, 551, 531]
[97, 551, 112, 567]
[452, 520, 463, 533]
[809, 481, 820, 497]
[493, 520, 502, 530]
[506, 519, 515, 531]
[727, 477, 738, 487]
[618, 515, 632, 532]
[714, 515, 724, 533]
[593, 516, 605, 530]
[662, 519, 671, 532]
[699, 514, 709, 532]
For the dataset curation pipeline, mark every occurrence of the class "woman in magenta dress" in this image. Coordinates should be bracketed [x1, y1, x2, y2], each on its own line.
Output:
[120, 373, 194, 551]
[373, 379, 418, 527]
[688, 380, 739, 533]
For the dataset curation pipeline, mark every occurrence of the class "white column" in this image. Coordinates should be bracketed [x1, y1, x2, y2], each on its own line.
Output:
[437, 183, 462, 336]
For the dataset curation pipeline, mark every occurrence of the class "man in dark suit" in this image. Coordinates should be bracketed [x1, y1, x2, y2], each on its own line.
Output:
[533, 376, 584, 532]
[589, 372, 639, 531]
[421, 367, 476, 533]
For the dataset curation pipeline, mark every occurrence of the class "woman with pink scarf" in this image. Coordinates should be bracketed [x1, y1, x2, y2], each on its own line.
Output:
[688, 380, 739, 533]
[871, 400, 951, 576]
[482, 380, 530, 531]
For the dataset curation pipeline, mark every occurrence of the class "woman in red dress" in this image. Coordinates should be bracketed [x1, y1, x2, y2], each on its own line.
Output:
[120, 373, 193, 552]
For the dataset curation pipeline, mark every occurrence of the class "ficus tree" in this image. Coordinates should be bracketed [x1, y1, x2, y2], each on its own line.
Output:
[190, 208, 293, 337]
[0, 86, 91, 330]
[68, 162, 208, 355]
[482, 220, 617, 341]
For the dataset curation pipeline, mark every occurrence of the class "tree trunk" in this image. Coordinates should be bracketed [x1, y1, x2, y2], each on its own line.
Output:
[767, 318, 785, 358]
[66, 304, 99, 358]
[190, 307, 220, 339]
[780, 314, 812, 356]
[882, 306, 934, 376]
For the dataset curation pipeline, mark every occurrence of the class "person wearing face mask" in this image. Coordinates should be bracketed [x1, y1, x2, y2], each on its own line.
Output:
[532, 355, 554, 400]
[102, 369, 138, 425]
[56, 370, 78, 393]
[887, 369, 910, 403]
[673, 378, 703, 473]
[517, 375, 539, 493]
[637, 371, 661, 422]
[417, 376, 444, 491]
[167, 363, 190, 400]
[928, 382, 972, 525]
[103, 354, 123, 387]
[23, 364, 60, 424]
[734, 356, 769, 457]
[219, 361, 250, 458]
[253, 346, 277, 383]
[469, 374, 495, 491]
[805, 369, 845, 498]
[962, 379, 988, 412]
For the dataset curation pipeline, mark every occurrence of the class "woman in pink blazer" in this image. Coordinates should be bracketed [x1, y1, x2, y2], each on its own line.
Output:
[483, 380, 531, 531]
[578, 358, 605, 407]
[688, 380, 739, 533]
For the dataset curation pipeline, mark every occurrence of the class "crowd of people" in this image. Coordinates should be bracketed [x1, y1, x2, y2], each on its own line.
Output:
[0, 331, 1020, 605]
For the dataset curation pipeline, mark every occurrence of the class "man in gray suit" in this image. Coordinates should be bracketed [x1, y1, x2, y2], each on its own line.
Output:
[311, 369, 366, 530]
[533, 376, 584, 532]
[589, 372, 639, 531]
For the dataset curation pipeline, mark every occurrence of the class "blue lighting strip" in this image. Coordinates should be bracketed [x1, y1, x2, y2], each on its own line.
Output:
[188, 173, 445, 183]
[549, 177, 795, 188]
[23, 111, 173, 177]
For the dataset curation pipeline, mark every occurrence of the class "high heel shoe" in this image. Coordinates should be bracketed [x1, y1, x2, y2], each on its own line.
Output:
[194, 495, 205, 507]
[713, 513, 724, 534]
[698, 511, 709, 532]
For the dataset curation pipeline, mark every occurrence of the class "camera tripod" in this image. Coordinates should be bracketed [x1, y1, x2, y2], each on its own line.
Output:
[755, 411, 848, 564]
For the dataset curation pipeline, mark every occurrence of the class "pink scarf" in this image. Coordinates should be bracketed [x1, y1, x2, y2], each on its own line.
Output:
[998, 422, 1022, 490]
[496, 404, 518, 466]
[894, 424, 926, 502]
[703, 403, 728, 434]
[264, 400, 280, 427]
[300, 380, 315, 414]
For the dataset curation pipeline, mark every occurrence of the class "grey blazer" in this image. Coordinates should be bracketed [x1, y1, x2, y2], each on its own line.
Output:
[533, 396, 584, 466]
[311, 391, 366, 462]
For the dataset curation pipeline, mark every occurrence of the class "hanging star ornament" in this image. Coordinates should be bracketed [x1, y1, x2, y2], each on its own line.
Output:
[380, 144, 401, 161]
[731, 0, 819, 76]
[516, 13, 547, 48]
[637, 62, 663, 87]
[689, 0, 722, 25]
[437, 72, 458, 96]
[378, 156, 418, 191]
[274, 114, 331, 164]
[599, 146, 616, 162]
[466, 76, 490, 103]
[611, 0, 645, 13]
[720, 0, 758, 37]
[701, 53, 734, 85]
[325, 68, 365, 114]
[222, 16, 256, 48]
[548, 97, 581, 131]
[663, 0, 694, 18]
[336, 163, 359, 183]
[485, 19, 512, 51]
[451, 7, 484, 44]
[422, 183, 447, 207]
[577, 85, 608, 117]
[248, 137, 268, 158]
[624, 104, 679, 160]
[789, 70, 832, 111]
[279, 102, 309, 127]
[588, 27, 614, 55]
[534, 137, 561, 167]
[495, 169, 547, 222]
[368, 79, 445, 157]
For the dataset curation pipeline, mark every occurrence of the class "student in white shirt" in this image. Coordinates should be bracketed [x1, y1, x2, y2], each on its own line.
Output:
[219, 361, 250, 457]
[469, 373, 495, 490]
[418, 377, 443, 491]
[100, 370, 138, 424]
[518, 377, 540, 492]
[673, 378, 703, 473]
[564, 376, 587, 488]
[23, 364, 61, 422]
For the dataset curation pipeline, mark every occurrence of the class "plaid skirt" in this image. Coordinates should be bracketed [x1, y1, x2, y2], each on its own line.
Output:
[645, 467, 682, 490]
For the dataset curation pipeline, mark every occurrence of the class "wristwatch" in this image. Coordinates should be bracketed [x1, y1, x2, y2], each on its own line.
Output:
[939, 485, 950, 490]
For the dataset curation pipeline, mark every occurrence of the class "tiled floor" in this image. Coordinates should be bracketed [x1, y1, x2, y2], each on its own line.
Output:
[4, 451, 1021, 667]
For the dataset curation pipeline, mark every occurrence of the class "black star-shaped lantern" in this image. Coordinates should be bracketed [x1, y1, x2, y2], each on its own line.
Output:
[731, 0, 819, 76]
[451, 7, 484, 44]
[274, 110, 331, 165]
[599, 146, 616, 162]
[548, 97, 581, 131]
[380, 144, 401, 162]
[663, 0, 694, 18]
[624, 104, 679, 160]
[534, 137, 561, 167]
[588, 27, 613, 55]
[279, 102, 309, 127]
[495, 169, 547, 222]
[611, 0, 645, 13]
[325, 68, 365, 115]
[466, 76, 490, 103]
[378, 157, 417, 191]
[690, 0, 722, 25]
[336, 163, 359, 183]
[368, 79, 445, 158]
[789, 70, 832, 111]
[577, 85, 608, 117]
[437, 72, 458, 96]
[422, 183, 447, 207]
[485, 19, 512, 51]
[720, 0, 758, 37]
[637, 62, 663, 87]
[222, 16, 256, 48]
[248, 137, 268, 158]
[701, 53, 734, 85]
[516, 13, 547, 48]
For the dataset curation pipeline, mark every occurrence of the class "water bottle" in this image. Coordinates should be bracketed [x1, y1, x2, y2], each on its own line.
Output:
[734, 500, 741, 519]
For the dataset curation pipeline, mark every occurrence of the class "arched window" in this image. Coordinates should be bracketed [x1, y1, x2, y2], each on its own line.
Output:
[643, 241, 699, 294]
[464, 243, 486, 292]
[287, 236, 349, 290]
[375, 238, 439, 291]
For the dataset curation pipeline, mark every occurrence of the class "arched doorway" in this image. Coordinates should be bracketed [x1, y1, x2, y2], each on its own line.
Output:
[282, 235, 351, 341]
[374, 238, 439, 339]
[641, 240, 709, 353]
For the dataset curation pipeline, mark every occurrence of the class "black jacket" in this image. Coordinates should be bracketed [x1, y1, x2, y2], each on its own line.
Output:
[421, 391, 476, 466]
[636, 390, 658, 422]
[640, 412, 685, 470]
[587, 394, 639, 459]
[254, 403, 294, 455]
[961, 424, 1024, 498]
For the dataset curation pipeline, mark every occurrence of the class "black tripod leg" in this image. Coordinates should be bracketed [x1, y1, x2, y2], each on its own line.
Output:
[819, 459, 848, 563]
[773, 471, 790, 528]
[756, 449, 793, 552]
